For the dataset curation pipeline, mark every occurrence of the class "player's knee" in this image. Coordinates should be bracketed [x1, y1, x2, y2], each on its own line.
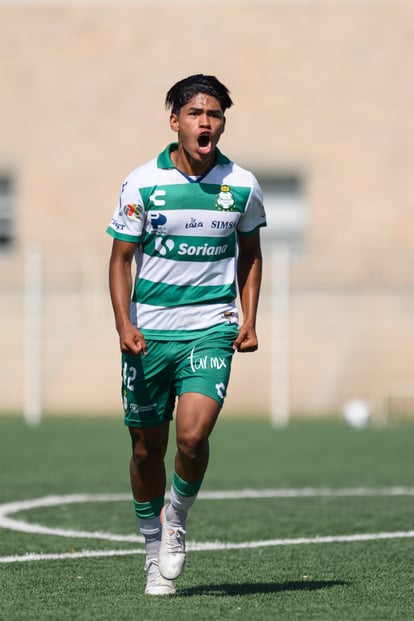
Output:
[176, 430, 207, 461]
[132, 441, 164, 468]
[129, 425, 168, 468]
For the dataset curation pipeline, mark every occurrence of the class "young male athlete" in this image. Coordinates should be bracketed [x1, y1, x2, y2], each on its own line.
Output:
[107, 74, 266, 595]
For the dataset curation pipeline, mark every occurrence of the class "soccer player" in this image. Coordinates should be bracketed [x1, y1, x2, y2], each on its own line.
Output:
[107, 74, 266, 595]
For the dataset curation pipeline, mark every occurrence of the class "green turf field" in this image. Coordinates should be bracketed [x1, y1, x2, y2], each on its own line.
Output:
[1, 416, 413, 620]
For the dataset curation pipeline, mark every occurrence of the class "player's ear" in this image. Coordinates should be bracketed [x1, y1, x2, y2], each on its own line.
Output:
[170, 113, 179, 133]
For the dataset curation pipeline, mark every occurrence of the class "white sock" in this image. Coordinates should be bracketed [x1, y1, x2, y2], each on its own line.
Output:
[139, 516, 161, 561]
[166, 485, 198, 528]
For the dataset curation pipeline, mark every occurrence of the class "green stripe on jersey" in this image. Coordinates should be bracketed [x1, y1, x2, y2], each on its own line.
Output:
[139, 183, 251, 213]
[133, 279, 236, 307]
[145, 232, 236, 261]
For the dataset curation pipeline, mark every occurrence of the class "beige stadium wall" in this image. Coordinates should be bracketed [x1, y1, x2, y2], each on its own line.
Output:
[1, 1, 414, 421]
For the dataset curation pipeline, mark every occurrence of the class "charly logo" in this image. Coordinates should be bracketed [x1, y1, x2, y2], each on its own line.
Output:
[154, 237, 175, 256]
[149, 190, 166, 207]
[215, 382, 226, 399]
[216, 185, 235, 211]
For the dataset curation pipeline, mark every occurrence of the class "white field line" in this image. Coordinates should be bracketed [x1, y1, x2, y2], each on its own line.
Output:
[0, 549, 145, 564]
[0, 494, 142, 542]
[1, 487, 414, 564]
[2, 530, 414, 564]
[198, 486, 414, 499]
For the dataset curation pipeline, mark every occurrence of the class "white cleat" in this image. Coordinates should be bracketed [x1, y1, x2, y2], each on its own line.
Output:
[145, 559, 176, 596]
[158, 505, 186, 580]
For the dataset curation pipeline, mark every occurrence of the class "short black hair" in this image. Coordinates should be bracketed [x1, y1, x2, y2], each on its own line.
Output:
[165, 74, 233, 114]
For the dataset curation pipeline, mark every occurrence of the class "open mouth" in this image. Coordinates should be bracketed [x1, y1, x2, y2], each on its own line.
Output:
[197, 133, 211, 149]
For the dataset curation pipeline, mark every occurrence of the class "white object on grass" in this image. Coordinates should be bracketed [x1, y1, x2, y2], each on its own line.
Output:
[342, 399, 371, 429]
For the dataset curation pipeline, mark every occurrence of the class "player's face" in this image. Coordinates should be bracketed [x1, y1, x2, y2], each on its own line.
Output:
[170, 93, 226, 175]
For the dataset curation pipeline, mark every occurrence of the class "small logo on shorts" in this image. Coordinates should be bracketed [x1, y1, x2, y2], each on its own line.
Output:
[189, 347, 227, 372]
[127, 403, 157, 415]
[215, 383, 226, 399]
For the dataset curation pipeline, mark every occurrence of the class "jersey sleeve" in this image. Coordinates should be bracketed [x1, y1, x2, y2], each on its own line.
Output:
[106, 172, 145, 243]
[237, 173, 267, 235]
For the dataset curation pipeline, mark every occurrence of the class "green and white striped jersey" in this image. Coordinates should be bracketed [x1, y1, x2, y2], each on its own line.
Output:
[107, 143, 266, 339]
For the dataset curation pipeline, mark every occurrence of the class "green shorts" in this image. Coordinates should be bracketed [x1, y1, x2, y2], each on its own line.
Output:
[121, 324, 238, 428]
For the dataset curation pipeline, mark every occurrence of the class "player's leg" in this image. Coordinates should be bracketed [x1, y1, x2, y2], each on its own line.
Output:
[159, 393, 221, 580]
[122, 343, 176, 594]
[174, 391, 221, 483]
[158, 324, 237, 580]
[129, 423, 170, 502]
[129, 424, 175, 595]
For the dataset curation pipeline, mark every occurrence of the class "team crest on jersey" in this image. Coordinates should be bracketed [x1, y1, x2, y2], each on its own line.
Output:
[124, 203, 142, 221]
[216, 185, 235, 211]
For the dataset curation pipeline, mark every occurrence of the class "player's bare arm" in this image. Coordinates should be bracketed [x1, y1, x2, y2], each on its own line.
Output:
[233, 231, 263, 353]
[109, 239, 147, 356]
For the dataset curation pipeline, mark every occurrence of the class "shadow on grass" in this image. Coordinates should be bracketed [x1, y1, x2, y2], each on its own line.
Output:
[178, 579, 349, 597]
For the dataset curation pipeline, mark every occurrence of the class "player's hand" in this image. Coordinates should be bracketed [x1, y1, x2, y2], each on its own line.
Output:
[118, 325, 148, 356]
[233, 324, 258, 353]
